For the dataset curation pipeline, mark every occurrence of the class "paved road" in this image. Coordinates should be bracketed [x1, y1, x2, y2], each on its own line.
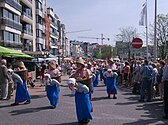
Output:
[0, 75, 167, 125]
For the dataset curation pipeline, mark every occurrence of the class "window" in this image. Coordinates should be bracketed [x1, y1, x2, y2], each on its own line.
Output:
[36, 29, 43, 38]
[3, 9, 8, 18]
[36, 1, 43, 11]
[9, 33, 14, 41]
[36, 15, 43, 24]
[14, 15, 19, 23]
[22, 6, 32, 19]
[3, 31, 20, 44]
[36, 43, 43, 51]
[22, 23, 32, 35]
[8, 12, 13, 20]
[4, 31, 8, 41]
[14, 34, 19, 43]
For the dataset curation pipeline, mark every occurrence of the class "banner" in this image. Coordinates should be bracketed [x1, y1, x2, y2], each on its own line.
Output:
[139, 2, 147, 26]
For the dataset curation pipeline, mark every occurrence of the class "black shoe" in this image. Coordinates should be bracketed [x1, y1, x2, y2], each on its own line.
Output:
[163, 116, 168, 120]
[11, 103, 19, 106]
[107, 95, 110, 98]
[24, 100, 31, 104]
[138, 99, 144, 102]
[50, 106, 56, 109]
[83, 119, 90, 124]
[113, 96, 117, 99]
[79, 120, 84, 125]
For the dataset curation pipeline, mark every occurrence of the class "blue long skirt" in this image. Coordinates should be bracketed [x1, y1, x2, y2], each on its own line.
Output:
[46, 85, 59, 107]
[75, 92, 93, 122]
[106, 77, 117, 94]
[15, 81, 31, 103]
[93, 74, 99, 87]
[100, 69, 105, 80]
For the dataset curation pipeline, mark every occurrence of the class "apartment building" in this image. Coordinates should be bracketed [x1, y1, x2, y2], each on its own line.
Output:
[0, 0, 22, 49]
[46, 7, 59, 56]
[35, 0, 46, 51]
[0, 0, 69, 58]
[60, 23, 70, 57]
[20, 0, 36, 51]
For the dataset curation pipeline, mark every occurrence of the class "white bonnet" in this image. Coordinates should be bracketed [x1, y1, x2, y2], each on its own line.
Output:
[8, 69, 13, 73]
[44, 73, 51, 79]
[107, 69, 112, 72]
[67, 78, 76, 85]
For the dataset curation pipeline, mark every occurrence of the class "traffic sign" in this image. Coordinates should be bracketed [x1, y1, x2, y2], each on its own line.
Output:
[132, 38, 143, 48]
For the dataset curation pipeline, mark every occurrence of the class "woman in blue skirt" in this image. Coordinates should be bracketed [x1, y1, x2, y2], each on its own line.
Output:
[44, 73, 60, 109]
[67, 78, 93, 125]
[104, 69, 118, 99]
[11, 61, 31, 106]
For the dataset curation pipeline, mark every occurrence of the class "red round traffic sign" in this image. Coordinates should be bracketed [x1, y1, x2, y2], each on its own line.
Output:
[132, 38, 143, 48]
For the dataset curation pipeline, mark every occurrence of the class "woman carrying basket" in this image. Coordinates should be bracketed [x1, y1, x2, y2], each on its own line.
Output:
[11, 61, 31, 106]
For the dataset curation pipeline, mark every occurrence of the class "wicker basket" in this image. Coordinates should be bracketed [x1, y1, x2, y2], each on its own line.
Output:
[52, 75, 62, 83]
[14, 70, 28, 81]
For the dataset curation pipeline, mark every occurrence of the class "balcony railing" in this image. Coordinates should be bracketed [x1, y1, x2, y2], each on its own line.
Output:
[22, 29, 33, 35]
[0, 40, 22, 48]
[50, 32, 58, 37]
[0, 18, 22, 31]
[50, 21, 57, 27]
[22, 12, 32, 20]
[0, 0, 22, 12]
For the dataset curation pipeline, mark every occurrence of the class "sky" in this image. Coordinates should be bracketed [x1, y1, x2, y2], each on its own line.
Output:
[47, 0, 168, 46]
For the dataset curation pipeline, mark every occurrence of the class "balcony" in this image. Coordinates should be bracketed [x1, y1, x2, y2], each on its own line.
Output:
[20, 0, 32, 9]
[50, 33, 58, 39]
[0, 18, 22, 31]
[47, 9, 55, 18]
[36, 37, 44, 44]
[21, 30, 33, 40]
[21, 13, 33, 24]
[36, 23, 43, 30]
[36, 9, 44, 18]
[0, 40, 22, 48]
[0, 0, 22, 12]
[50, 21, 57, 28]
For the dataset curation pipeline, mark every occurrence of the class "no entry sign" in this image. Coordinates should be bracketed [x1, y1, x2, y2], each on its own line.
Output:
[132, 38, 143, 49]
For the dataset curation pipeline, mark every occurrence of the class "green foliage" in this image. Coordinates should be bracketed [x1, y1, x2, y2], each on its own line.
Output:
[93, 49, 101, 58]
[93, 45, 113, 59]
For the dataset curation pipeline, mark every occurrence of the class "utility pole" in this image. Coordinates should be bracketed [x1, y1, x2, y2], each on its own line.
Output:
[100, 34, 104, 59]
[154, 0, 157, 60]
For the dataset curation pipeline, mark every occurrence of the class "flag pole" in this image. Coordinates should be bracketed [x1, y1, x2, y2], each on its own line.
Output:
[154, 0, 157, 60]
[145, 0, 149, 60]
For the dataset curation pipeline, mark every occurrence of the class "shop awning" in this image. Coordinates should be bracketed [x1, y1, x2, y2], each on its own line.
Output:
[0, 46, 33, 59]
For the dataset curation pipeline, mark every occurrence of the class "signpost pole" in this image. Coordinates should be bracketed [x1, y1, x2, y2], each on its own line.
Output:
[145, 0, 149, 60]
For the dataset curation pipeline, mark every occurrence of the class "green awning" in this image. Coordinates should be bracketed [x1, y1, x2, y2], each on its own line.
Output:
[0, 46, 33, 59]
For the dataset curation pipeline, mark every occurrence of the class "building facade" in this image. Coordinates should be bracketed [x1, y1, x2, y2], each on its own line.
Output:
[0, 0, 70, 58]
[35, 0, 46, 52]
[46, 7, 59, 56]
[20, 0, 36, 51]
[0, 0, 22, 49]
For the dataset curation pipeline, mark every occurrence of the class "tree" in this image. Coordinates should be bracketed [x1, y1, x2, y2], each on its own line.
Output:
[93, 45, 112, 59]
[115, 27, 139, 60]
[149, 14, 168, 59]
[93, 49, 101, 59]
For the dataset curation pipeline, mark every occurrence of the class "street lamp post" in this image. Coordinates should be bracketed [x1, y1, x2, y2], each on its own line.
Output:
[154, 0, 157, 60]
